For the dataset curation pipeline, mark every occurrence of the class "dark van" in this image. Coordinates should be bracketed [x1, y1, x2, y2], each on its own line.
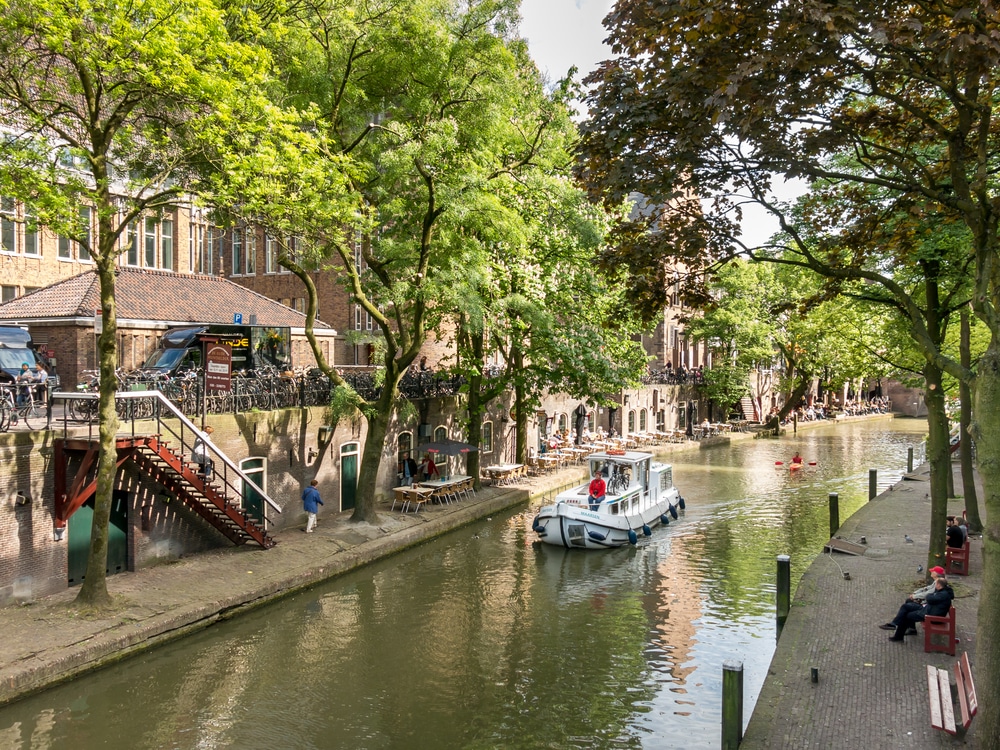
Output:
[141, 325, 292, 376]
[0, 326, 44, 380]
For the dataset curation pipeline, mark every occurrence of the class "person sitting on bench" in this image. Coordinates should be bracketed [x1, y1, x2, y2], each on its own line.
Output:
[879, 565, 946, 634]
[587, 471, 606, 511]
[885, 575, 953, 641]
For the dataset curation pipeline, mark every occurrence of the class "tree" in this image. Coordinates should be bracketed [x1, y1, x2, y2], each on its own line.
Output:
[241, 0, 583, 522]
[0, 0, 271, 606]
[578, 3, 1000, 738]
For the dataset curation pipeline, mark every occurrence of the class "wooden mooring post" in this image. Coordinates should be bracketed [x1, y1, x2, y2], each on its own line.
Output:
[829, 492, 839, 538]
[869, 469, 877, 500]
[776, 554, 791, 636]
[722, 660, 744, 749]
[907, 447, 914, 473]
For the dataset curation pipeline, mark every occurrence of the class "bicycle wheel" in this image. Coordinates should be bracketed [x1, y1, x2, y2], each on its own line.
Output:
[20, 403, 41, 431]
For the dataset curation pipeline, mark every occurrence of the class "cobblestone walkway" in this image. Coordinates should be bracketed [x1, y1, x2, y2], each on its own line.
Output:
[741, 462, 983, 749]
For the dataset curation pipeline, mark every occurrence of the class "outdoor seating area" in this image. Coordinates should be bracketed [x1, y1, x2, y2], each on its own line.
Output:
[484, 463, 526, 485]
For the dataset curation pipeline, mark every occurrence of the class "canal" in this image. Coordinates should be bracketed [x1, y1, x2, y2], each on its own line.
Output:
[0, 418, 926, 749]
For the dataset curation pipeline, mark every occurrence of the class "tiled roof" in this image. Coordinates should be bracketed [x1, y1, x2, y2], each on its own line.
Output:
[0, 267, 330, 328]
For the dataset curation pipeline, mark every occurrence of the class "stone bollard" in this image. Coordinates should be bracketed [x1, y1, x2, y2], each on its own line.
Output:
[776, 554, 791, 637]
[829, 492, 839, 538]
[722, 660, 744, 750]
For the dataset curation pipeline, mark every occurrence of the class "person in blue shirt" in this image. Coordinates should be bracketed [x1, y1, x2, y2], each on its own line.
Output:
[302, 479, 323, 533]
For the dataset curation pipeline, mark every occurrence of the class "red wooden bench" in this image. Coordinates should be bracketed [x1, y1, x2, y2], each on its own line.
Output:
[946, 539, 971, 576]
[928, 652, 977, 735]
[924, 606, 957, 656]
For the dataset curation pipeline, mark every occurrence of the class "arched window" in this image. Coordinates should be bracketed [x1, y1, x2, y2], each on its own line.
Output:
[483, 421, 493, 453]
[628, 410, 636, 432]
[588, 410, 596, 431]
[557, 413, 568, 432]
[639, 409, 647, 431]
[397, 432, 413, 466]
[434, 426, 448, 442]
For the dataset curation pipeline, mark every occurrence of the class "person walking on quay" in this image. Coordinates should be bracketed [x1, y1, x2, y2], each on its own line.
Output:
[192, 425, 215, 480]
[302, 479, 323, 533]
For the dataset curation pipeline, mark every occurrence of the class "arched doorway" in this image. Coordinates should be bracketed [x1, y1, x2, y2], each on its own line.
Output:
[341, 442, 359, 511]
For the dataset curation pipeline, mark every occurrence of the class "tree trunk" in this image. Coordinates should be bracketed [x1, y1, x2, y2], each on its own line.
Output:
[923, 364, 950, 573]
[512, 346, 527, 463]
[960, 309, 982, 532]
[74, 261, 119, 608]
[972, 343, 1000, 747]
[466, 382, 483, 490]
[352, 402, 389, 525]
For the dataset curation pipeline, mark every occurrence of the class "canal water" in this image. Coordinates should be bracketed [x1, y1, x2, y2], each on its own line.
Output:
[0, 418, 926, 749]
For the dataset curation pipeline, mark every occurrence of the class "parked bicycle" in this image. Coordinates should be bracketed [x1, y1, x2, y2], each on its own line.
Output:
[0, 383, 44, 431]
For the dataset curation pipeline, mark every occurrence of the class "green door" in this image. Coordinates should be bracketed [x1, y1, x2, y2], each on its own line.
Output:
[341, 449, 358, 511]
[68, 491, 129, 586]
[241, 457, 266, 525]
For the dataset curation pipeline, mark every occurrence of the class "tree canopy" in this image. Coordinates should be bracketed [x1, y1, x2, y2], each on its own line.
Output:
[578, 3, 1000, 739]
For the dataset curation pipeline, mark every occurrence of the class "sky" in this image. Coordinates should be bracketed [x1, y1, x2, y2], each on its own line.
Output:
[518, 0, 616, 85]
[517, 0, 801, 248]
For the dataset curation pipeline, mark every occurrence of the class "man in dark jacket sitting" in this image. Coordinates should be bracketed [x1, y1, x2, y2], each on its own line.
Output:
[886, 576, 954, 641]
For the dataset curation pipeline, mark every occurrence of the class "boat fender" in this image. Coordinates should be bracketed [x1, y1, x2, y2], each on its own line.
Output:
[642, 524, 652, 537]
[531, 515, 542, 532]
[669, 505, 679, 520]
[588, 529, 608, 542]
[628, 529, 638, 545]
[660, 514, 670, 526]
[679, 496, 686, 510]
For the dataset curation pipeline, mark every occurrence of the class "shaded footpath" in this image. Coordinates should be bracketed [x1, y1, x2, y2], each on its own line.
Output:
[741, 460, 983, 749]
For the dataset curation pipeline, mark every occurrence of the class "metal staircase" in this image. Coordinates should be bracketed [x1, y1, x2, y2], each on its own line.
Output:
[128, 435, 274, 547]
[53, 390, 280, 549]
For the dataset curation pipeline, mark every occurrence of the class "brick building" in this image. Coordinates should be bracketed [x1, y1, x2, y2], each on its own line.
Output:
[0, 267, 337, 387]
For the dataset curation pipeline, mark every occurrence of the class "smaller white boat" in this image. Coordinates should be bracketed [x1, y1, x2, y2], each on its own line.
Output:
[532, 450, 683, 549]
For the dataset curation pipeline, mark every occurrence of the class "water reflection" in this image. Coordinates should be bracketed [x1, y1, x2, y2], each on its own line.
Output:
[0, 419, 926, 749]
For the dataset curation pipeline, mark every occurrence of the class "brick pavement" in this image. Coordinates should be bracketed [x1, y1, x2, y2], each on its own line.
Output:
[741, 462, 983, 749]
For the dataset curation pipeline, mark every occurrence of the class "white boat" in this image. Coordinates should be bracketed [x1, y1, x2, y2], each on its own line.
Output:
[531, 450, 684, 549]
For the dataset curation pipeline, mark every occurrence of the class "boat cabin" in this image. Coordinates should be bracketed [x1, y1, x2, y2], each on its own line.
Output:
[557, 450, 675, 516]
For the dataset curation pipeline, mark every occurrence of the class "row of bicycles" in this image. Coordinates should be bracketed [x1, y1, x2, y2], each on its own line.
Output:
[67, 366, 335, 423]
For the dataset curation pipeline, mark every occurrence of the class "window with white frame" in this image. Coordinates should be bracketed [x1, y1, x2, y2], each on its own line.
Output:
[160, 219, 173, 270]
[434, 426, 448, 442]
[1, 198, 16, 253]
[23, 204, 38, 256]
[245, 230, 256, 275]
[59, 206, 92, 262]
[265, 234, 277, 273]
[188, 221, 203, 273]
[125, 220, 140, 266]
[639, 409, 647, 431]
[231, 228, 243, 276]
[144, 217, 157, 267]
[628, 410, 636, 432]
[205, 227, 218, 275]
[483, 421, 493, 453]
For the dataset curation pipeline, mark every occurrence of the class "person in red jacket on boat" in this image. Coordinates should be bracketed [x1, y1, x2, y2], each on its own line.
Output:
[791, 452, 803, 467]
[588, 471, 606, 511]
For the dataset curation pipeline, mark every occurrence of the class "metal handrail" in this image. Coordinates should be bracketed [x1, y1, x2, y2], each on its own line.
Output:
[50, 389, 282, 516]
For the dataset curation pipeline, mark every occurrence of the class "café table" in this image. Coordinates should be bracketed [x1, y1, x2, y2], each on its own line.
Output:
[485, 463, 524, 485]
[418, 475, 472, 502]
